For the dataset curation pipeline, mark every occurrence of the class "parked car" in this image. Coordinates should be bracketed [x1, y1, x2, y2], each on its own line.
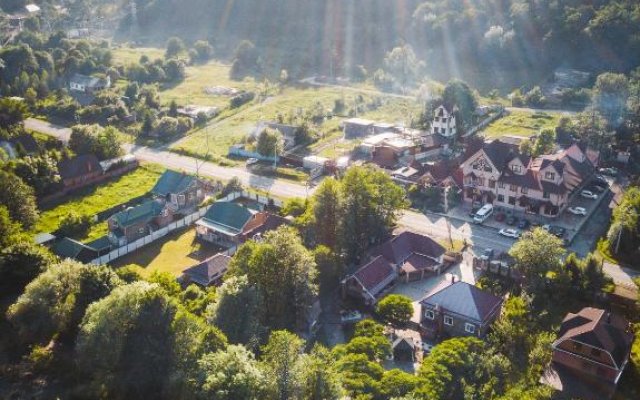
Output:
[598, 167, 618, 177]
[547, 225, 566, 238]
[568, 206, 587, 216]
[517, 219, 530, 229]
[246, 158, 259, 166]
[499, 228, 521, 238]
[506, 215, 517, 225]
[468, 207, 480, 218]
[581, 190, 598, 200]
[588, 184, 606, 193]
[480, 248, 494, 260]
[340, 310, 363, 324]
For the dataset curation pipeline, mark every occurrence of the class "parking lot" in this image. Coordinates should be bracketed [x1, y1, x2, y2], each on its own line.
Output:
[448, 176, 613, 245]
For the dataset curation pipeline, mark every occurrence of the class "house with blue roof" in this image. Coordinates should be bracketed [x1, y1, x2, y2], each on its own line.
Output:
[419, 280, 503, 340]
[151, 170, 204, 213]
[107, 199, 173, 246]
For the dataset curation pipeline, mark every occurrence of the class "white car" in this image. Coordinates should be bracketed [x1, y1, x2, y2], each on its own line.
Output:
[581, 190, 598, 200]
[568, 206, 587, 216]
[499, 228, 521, 239]
[246, 158, 259, 166]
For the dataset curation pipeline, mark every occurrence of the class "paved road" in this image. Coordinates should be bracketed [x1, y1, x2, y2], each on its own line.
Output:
[25, 118, 72, 142]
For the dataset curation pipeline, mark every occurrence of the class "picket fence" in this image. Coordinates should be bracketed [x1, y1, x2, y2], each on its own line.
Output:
[90, 190, 282, 265]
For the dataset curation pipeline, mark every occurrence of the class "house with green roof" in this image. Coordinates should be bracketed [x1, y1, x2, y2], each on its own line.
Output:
[195, 201, 288, 247]
[151, 170, 204, 213]
[107, 199, 173, 246]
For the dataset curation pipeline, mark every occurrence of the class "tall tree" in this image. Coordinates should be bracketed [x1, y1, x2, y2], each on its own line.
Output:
[7, 261, 121, 344]
[376, 294, 414, 326]
[592, 72, 630, 128]
[443, 79, 478, 129]
[0, 170, 38, 228]
[340, 165, 406, 263]
[165, 37, 186, 59]
[256, 127, 284, 157]
[299, 344, 343, 400]
[383, 44, 423, 92]
[260, 330, 304, 400]
[227, 226, 318, 331]
[312, 177, 341, 250]
[509, 228, 564, 296]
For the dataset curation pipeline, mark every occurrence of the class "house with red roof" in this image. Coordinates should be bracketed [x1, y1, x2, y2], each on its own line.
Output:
[542, 307, 635, 400]
[341, 231, 446, 305]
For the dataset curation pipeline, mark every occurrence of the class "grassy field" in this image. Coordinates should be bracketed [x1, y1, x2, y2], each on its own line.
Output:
[111, 46, 164, 65]
[172, 86, 422, 160]
[111, 228, 223, 277]
[482, 110, 564, 138]
[33, 163, 165, 241]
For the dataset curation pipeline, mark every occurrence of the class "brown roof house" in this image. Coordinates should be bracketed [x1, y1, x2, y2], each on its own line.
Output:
[57, 154, 103, 189]
[419, 281, 503, 340]
[541, 307, 635, 400]
[180, 253, 232, 287]
[460, 139, 595, 217]
[341, 231, 446, 305]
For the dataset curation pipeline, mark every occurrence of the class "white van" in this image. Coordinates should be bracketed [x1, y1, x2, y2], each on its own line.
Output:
[473, 204, 493, 224]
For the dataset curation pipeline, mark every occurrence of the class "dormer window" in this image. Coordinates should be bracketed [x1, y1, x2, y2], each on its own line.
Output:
[511, 165, 522, 174]
[545, 172, 555, 180]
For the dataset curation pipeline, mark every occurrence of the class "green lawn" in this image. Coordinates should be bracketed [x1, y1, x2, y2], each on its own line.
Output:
[111, 46, 165, 65]
[482, 110, 564, 138]
[34, 163, 165, 241]
[110, 228, 223, 277]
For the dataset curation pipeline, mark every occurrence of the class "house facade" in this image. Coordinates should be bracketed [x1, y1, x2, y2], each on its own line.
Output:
[107, 200, 173, 246]
[151, 170, 204, 214]
[69, 73, 111, 93]
[546, 307, 634, 397]
[419, 281, 503, 340]
[432, 105, 457, 138]
[195, 201, 287, 247]
[460, 139, 595, 217]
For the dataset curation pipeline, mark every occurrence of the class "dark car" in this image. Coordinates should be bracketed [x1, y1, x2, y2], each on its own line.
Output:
[549, 226, 566, 238]
[469, 207, 480, 218]
[506, 215, 517, 225]
[517, 219, 530, 229]
[589, 184, 606, 193]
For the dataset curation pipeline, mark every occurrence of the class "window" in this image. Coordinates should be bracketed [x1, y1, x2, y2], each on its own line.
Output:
[489, 179, 496, 189]
[484, 165, 492, 172]
[472, 164, 479, 170]
[138, 227, 145, 234]
[510, 184, 517, 192]
[477, 178, 485, 187]
[543, 191, 550, 199]
[521, 187, 528, 194]
[591, 348, 602, 357]
[508, 196, 516, 205]
[444, 315, 454, 326]
[425, 310, 435, 320]
[512, 165, 522, 173]
[545, 172, 555, 180]
[498, 182, 505, 189]
[497, 194, 504, 202]
[464, 323, 475, 333]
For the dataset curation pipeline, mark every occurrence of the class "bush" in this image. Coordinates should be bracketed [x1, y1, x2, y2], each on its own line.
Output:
[57, 212, 92, 237]
[376, 294, 413, 326]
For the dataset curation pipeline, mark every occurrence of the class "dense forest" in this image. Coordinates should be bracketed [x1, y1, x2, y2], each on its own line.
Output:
[114, 0, 640, 88]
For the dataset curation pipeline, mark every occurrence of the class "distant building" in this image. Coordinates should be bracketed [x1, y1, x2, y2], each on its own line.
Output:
[57, 154, 102, 189]
[252, 121, 300, 150]
[69, 73, 111, 93]
[432, 105, 457, 138]
[343, 118, 375, 139]
[181, 253, 232, 287]
[419, 281, 503, 340]
[542, 307, 635, 400]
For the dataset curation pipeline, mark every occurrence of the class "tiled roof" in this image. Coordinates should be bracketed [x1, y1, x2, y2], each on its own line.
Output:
[370, 231, 446, 264]
[482, 139, 520, 172]
[58, 154, 101, 180]
[151, 170, 197, 196]
[52, 237, 100, 263]
[201, 202, 257, 233]
[243, 213, 289, 239]
[557, 307, 634, 368]
[182, 254, 231, 286]
[420, 281, 503, 323]
[353, 255, 397, 295]
[112, 200, 163, 227]
[400, 253, 439, 274]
